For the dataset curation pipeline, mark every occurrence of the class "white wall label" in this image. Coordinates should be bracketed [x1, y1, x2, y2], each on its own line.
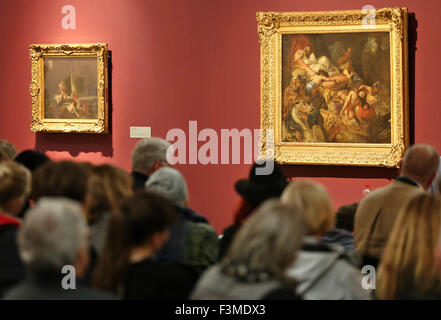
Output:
[130, 126, 151, 138]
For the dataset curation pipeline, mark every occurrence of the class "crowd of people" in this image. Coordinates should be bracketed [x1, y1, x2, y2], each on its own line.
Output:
[0, 137, 440, 300]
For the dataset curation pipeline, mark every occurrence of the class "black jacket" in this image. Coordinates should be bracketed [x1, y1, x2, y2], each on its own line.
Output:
[0, 216, 26, 298]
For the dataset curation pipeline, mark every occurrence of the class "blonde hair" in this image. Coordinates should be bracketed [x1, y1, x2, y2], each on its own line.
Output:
[377, 194, 441, 300]
[226, 199, 306, 279]
[0, 161, 31, 211]
[280, 180, 334, 235]
[84, 165, 133, 224]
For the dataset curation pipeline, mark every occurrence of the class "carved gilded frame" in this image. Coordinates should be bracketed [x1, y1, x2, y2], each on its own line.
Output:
[257, 8, 408, 167]
[30, 43, 108, 133]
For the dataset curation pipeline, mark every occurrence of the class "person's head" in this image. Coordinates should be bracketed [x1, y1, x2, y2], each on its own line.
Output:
[401, 144, 440, 190]
[84, 164, 133, 224]
[32, 160, 89, 203]
[334, 202, 358, 233]
[0, 161, 31, 216]
[131, 137, 171, 176]
[372, 81, 381, 95]
[377, 194, 441, 300]
[14, 150, 50, 172]
[18, 198, 89, 277]
[0, 140, 17, 160]
[290, 75, 301, 89]
[121, 191, 177, 252]
[58, 81, 67, 93]
[233, 160, 288, 224]
[93, 191, 176, 292]
[281, 180, 334, 236]
[225, 199, 306, 280]
[145, 167, 188, 206]
[304, 46, 312, 57]
[358, 88, 368, 99]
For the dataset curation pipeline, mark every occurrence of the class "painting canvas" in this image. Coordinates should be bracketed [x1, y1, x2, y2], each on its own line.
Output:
[282, 33, 391, 144]
[257, 8, 409, 167]
[30, 43, 108, 133]
[44, 57, 98, 120]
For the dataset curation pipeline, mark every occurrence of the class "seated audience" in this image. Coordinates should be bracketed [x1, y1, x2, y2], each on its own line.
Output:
[93, 191, 194, 299]
[321, 202, 358, 250]
[191, 199, 305, 300]
[0, 162, 31, 297]
[84, 164, 133, 255]
[146, 167, 219, 278]
[3, 198, 116, 300]
[354, 144, 439, 268]
[131, 137, 171, 191]
[0, 140, 17, 160]
[282, 180, 370, 300]
[219, 160, 288, 259]
[377, 193, 441, 299]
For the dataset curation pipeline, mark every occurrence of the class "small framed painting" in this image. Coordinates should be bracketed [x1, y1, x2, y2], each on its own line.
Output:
[29, 43, 108, 133]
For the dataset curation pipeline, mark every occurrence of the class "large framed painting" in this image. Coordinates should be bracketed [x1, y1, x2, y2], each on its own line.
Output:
[257, 8, 409, 167]
[29, 43, 108, 133]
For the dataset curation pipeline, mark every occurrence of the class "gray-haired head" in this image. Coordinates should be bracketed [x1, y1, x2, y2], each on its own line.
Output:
[0, 139, 17, 160]
[131, 137, 171, 175]
[18, 197, 88, 273]
[226, 199, 307, 279]
[145, 167, 188, 206]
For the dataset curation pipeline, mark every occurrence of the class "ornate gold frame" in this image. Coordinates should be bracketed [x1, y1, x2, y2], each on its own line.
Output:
[30, 43, 108, 133]
[257, 8, 408, 167]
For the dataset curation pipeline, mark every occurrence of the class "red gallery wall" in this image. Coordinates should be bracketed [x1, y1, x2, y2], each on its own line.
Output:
[0, 0, 440, 233]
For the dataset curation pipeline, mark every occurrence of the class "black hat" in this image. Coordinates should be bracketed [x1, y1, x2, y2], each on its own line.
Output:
[14, 150, 50, 172]
[234, 160, 288, 206]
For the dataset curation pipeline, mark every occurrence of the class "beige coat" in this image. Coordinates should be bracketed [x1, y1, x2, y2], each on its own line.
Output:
[354, 180, 423, 260]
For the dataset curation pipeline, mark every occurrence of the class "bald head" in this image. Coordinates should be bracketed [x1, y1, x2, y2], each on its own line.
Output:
[401, 144, 440, 190]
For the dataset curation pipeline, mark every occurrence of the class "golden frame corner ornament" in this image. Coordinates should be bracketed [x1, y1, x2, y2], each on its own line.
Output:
[257, 8, 409, 167]
[29, 43, 109, 134]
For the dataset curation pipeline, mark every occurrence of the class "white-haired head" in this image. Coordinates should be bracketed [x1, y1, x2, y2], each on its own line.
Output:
[18, 197, 89, 274]
[145, 167, 188, 206]
[131, 137, 171, 175]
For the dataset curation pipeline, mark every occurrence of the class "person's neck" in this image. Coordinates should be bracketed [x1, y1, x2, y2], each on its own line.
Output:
[133, 169, 150, 177]
[398, 174, 425, 189]
[129, 245, 155, 263]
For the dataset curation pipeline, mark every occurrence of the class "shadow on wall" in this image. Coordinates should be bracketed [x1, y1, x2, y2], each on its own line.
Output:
[34, 51, 114, 157]
[282, 12, 417, 181]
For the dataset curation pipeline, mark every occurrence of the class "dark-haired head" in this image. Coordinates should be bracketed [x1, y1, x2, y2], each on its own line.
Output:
[92, 191, 177, 293]
[32, 160, 89, 203]
[121, 191, 177, 247]
[14, 150, 50, 172]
